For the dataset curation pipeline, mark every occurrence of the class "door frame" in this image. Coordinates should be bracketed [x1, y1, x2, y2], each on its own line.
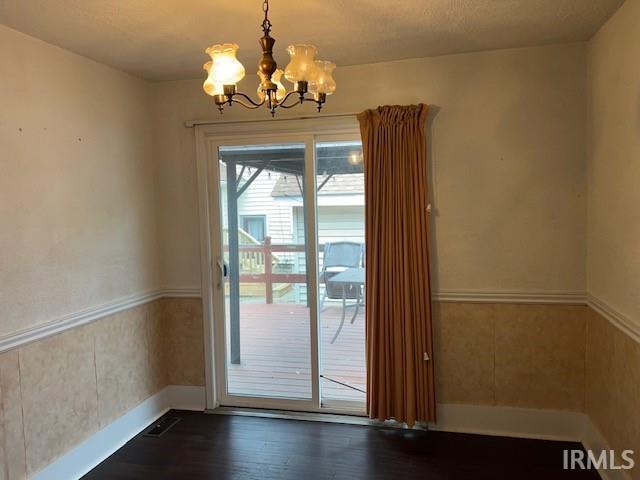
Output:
[194, 116, 361, 412]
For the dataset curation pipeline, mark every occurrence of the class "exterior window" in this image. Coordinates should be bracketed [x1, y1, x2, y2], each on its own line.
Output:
[240, 215, 266, 242]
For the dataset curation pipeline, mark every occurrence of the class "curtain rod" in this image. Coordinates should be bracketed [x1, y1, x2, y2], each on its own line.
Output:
[184, 112, 359, 128]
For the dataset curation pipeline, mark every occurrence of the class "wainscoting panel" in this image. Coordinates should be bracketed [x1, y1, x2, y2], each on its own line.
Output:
[433, 302, 495, 404]
[0, 298, 199, 479]
[19, 324, 99, 476]
[433, 302, 587, 410]
[163, 298, 205, 387]
[1, 294, 638, 479]
[586, 308, 640, 480]
[94, 303, 166, 427]
[0, 350, 26, 479]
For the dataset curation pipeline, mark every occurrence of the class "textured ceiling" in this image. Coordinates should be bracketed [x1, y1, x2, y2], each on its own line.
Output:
[0, 0, 624, 82]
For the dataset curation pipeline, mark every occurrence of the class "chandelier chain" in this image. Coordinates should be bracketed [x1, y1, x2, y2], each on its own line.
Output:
[261, 0, 272, 34]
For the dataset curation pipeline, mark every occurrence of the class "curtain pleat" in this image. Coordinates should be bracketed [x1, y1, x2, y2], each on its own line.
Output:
[358, 104, 436, 426]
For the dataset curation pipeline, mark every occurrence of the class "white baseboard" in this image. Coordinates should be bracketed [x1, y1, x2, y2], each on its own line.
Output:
[33, 392, 627, 480]
[431, 404, 587, 441]
[432, 404, 631, 480]
[582, 417, 632, 480]
[166, 385, 206, 410]
[32, 385, 204, 480]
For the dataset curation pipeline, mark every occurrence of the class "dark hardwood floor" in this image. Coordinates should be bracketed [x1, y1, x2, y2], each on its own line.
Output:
[83, 410, 601, 480]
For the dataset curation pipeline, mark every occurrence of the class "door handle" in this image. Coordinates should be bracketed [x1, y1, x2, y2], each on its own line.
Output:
[216, 258, 228, 288]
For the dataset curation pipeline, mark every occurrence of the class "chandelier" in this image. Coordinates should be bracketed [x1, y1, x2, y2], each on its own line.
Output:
[202, 0, 336, 116]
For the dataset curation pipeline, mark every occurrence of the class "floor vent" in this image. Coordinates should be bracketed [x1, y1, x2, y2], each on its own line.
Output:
[143, 416, 181, 437]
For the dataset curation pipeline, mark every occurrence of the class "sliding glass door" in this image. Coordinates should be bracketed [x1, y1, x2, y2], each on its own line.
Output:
[315, 139, 366, 408]
[218, 141, 315, 402]
[209, 132, 365, 413]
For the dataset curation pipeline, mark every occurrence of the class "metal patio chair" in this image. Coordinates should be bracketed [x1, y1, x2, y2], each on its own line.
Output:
[319, 242, 364, 342]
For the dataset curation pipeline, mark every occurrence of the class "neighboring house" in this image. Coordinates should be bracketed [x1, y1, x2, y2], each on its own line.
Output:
[220, 167, 295, 245]
[220, 166, 365, 301]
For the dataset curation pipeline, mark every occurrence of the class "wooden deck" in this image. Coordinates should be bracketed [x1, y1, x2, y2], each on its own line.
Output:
[225, 302, 366, 403]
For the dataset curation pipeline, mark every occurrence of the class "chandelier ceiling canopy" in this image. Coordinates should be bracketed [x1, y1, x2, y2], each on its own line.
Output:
[202, 0, 336, 116]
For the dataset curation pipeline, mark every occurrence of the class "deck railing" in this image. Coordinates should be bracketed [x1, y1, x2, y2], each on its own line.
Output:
[225, 236, 323, 304]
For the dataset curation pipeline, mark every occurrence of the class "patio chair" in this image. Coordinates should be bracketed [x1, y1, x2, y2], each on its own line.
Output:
[319, 243, 364, 343]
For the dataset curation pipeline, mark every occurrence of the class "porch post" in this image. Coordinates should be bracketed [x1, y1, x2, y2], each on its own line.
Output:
[264, 236, 273, 304]
[226, 160, 241, 365]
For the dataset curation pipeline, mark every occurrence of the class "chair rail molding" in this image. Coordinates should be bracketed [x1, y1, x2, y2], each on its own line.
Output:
[8, 288, 638, 353]
[434, 290, 587, 305]
[0, 287, 201, 353]
[587, 293, 640, 344]
[153, 288, 590, 305]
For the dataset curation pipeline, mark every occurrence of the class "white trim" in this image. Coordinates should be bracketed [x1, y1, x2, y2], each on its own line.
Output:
[161, 287, 202, 298]
[433, 405, 631, 479]
[0, 290, 163, 353]
[216, 393, 365, 416]
[165, 289, 590, 306]
[32, 391, 628, 480]
[209, 407, 371, 424]
[430, 404, 587, 441]
[192, 115, 359, 139]
[0, 286, 595, 355]
[434, 290, 587, 305]
[160, 288, 590, 306]
[195, 122, 219, 411]
[587, 294, 640, 344]
[582, 416, 632, 480]
[161, 289, 590, 305]
[166, 385, 207, 411]
[184, 112, 359, 129]
[211, 403, 585, 439]
[0, 288, 204, 354]
[303, 135, 322, 411]
[33, 388, 169, 480]
[165, 289, 591, 305]
[195, 119, 365, 413]
[32, 385, 204, 480]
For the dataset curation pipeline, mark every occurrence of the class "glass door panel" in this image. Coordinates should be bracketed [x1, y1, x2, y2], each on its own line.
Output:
[315, 140, 366, 406]
[218, 143, 312, 400]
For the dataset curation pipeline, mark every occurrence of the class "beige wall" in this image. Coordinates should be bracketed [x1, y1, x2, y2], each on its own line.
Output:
[585, 0, 640, 476]
[435, 302, 587, 410]
[0, 298, 200, 479]
[586, 0, 640, 324]
[586, 309, 640, 478]
[4, 21, 637, 478]
[0, 301, 164, 478]
[0, 25, 160, 339]
[153, 42, 587, 295]
[160, 298, 589, 412]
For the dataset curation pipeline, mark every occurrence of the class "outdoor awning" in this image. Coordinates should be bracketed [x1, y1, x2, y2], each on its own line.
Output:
[218, 142, 363, 177]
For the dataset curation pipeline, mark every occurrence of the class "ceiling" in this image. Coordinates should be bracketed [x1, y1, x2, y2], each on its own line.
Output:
[0, 0, 624, 82]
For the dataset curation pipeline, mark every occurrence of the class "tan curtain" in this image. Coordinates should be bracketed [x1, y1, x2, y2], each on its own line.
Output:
[358, 104, 436, 426]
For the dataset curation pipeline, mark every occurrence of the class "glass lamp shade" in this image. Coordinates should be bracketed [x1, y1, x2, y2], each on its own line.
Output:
[308, 61, 336, 95]
[204, 43, 245, 85]
[284, 44, 320, 83]
[202, 61, 224, 96]
[257, 69, 287, 102]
